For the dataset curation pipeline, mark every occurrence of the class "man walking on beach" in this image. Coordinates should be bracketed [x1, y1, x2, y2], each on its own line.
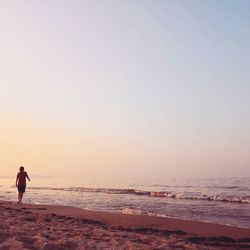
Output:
[16, 166, 31, 204]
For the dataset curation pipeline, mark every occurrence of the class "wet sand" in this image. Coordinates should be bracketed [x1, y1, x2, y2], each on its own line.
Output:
[0, 200, 249, 249]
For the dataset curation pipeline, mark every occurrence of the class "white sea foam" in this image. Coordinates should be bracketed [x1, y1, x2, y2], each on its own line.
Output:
[121, 207, 167, 218]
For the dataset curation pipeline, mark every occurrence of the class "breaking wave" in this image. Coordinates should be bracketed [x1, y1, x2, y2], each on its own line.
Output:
[25, 186, 250, 204]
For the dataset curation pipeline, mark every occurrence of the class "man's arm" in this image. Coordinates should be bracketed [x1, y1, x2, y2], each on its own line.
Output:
[16, 173, 19, 186]
[26, 172, 31, 182]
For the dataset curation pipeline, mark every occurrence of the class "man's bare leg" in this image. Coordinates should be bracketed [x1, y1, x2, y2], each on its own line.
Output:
[20, 192, 23, 203]
[17, 192, 22, 203]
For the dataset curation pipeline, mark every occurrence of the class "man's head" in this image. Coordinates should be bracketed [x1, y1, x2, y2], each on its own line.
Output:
[19, 166, 24, 172]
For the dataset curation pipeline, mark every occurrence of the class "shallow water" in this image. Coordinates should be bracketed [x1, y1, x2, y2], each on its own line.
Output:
[0, 177, 249, 228]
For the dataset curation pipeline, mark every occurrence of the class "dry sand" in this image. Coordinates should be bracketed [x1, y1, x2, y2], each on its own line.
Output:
[0, 200, 249, 249]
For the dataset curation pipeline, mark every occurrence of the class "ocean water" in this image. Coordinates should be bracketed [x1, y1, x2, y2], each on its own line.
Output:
[0, 177, 249, 228]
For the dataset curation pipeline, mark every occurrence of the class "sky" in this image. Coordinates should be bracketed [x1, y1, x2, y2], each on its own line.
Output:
[0, 0, 250, 180]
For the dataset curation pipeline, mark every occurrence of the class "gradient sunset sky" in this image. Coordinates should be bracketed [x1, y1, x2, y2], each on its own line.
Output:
[1, 1, 250, 180]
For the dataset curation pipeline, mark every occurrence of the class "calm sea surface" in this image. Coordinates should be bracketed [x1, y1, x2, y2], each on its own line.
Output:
[0, 177, 249, 228]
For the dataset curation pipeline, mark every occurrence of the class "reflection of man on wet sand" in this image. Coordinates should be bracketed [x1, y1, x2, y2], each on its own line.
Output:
[16, 166, 31, 204]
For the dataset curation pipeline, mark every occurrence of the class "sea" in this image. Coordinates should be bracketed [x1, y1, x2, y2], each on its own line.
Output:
[0, 177, 249, 228]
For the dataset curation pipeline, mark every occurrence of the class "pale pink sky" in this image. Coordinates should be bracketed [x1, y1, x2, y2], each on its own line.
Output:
[1, 1, 250, 179]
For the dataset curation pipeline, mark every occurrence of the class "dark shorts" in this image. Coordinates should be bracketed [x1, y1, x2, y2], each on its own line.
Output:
[18, 186, 26, 193]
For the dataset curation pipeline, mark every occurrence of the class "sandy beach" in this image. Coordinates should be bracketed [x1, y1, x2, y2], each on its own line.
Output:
[0, 200, 249, 249]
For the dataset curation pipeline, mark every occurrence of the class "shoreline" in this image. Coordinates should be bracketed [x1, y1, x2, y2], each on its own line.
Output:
[1, 200, 250, 249]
